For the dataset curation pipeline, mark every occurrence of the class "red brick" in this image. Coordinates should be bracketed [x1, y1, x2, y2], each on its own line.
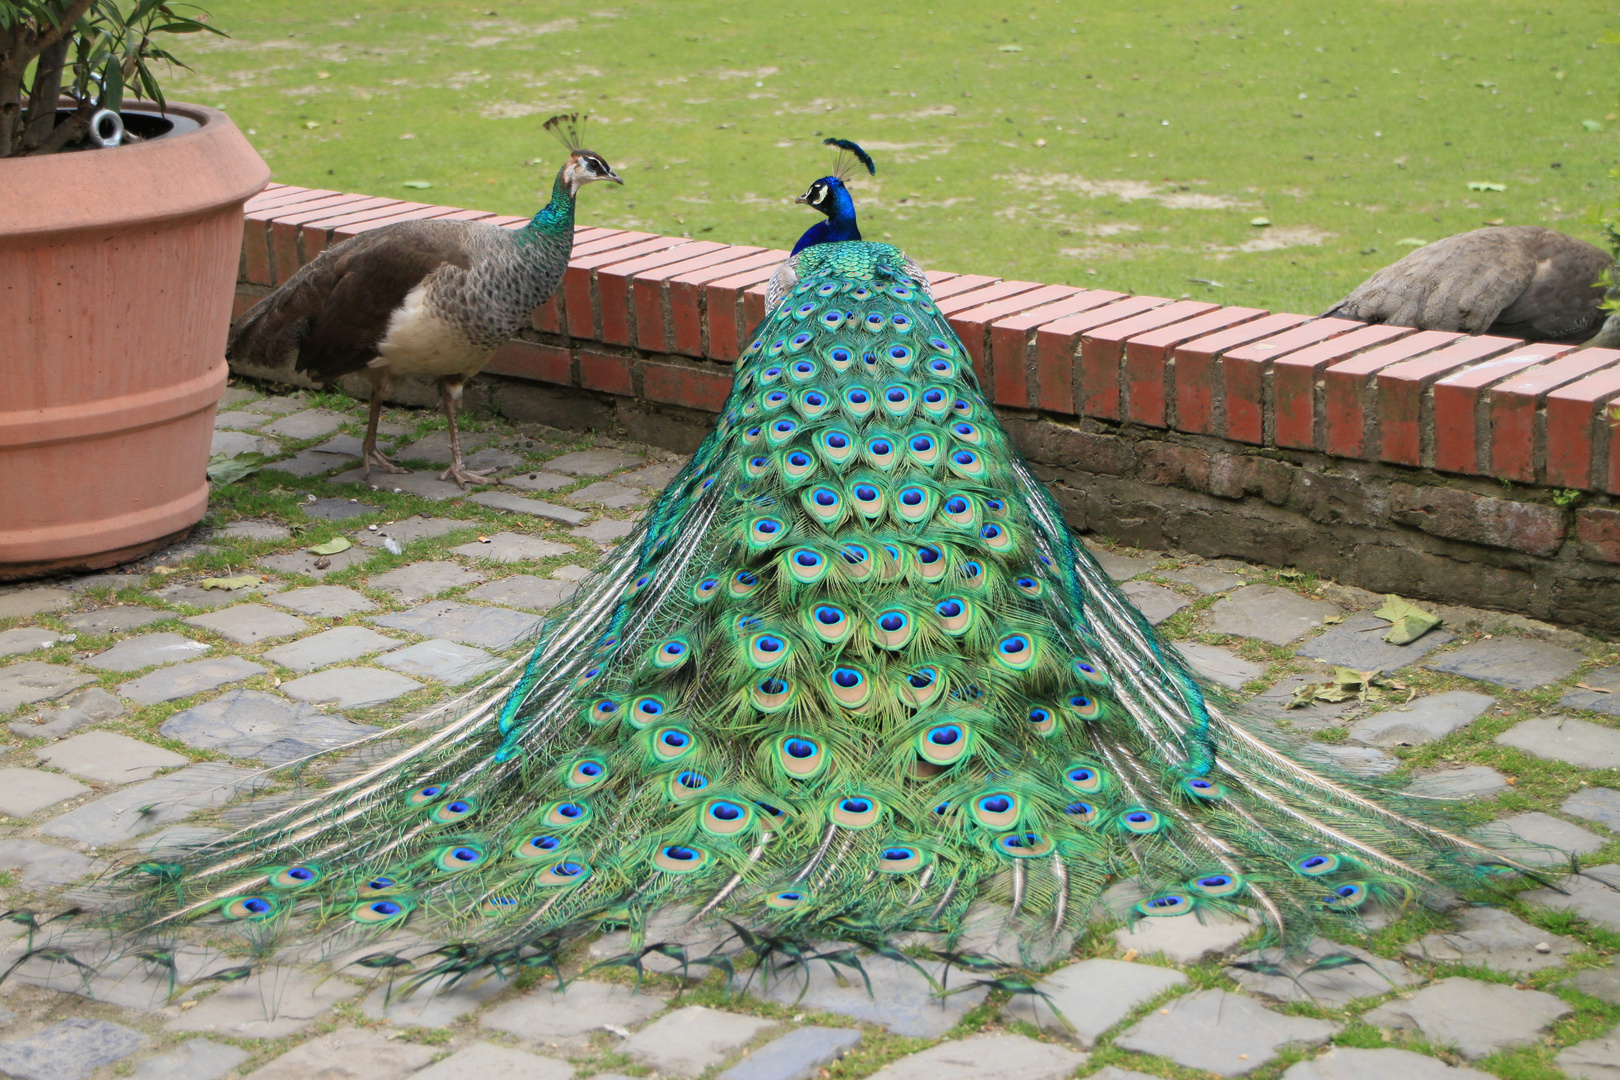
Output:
[1269, 324, 1413, 450]
[702, 262, 784, 363]
[1321, 331, 1466, 460]
[1431, 345, 1575, 476]
[1170, 312, 1313, 436]
[742, 280, 771, 333]
[668, 250, 785, 358]
[232, 287, 264, 320]
[484, 340, 571, 385]
[579, 350, 634, 396]
[595, 241, 717, 346]
[1376, 336, 1520, 467]
[936, 279, 1045, 319]
[1544, 351, 1620, 489]
[1221, 318, 1359, 444]
[947, 284, 1080, 378]
[532, 296, 563, 334]
[325, 202, 454, 243]
[263, 194, 390, 284]
[633, 246, 767, 353]
[244, 186, 336, 213]
[486, 215, 535, 230]
[1123, 306, 1266, 429]
[1033, 296, 1169, 415]
[242, 190, 351, 285]
[1490, 350, 1620, 482]
[1080, 300, 1216, 422]
[927, 274, 1001, 302]
[1576, 507, 1620, 562]
[296, 198, 412, 256]
[987, 291, 1126, 409]
[564, 235, 688, 340]
[644, 361, 733, 413]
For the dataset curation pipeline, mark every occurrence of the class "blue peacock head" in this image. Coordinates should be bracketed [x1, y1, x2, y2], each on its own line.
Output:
[792, 138, 875, 254]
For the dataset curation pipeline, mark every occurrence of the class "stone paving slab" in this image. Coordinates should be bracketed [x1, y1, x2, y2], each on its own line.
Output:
[153, 581, 280, 609]
[750, 956, 987, 1038]
[1349, 690, 1495, 747]
[3, 943, 225, 1012]
[1115, 989, 1338, 1077]
[375, 640, 503, 685]
[1566, 957, 1620, 1004]
[466, 446, 525, 471]
[1249, 674, 1357, 728]
[1176, 642, 1264, 689]
[240, 1028, 433, 1079]
[117, 655, 266, 705]
[222, 520, 293, 541]
[360, 972, 507, 1028]
[264, 626, 402, 672]
[719, 1027, 862, 1080]
[1297, 613, 1457, 674]
[0, 1018, 146, 1080]
[469, 489, 590, 525]
[63, 606, 171, 633]
[1404, 906, 1579, 973]
[1495, 714, 1620, 769]
[0, 837, 93, 887]
[259, 547, 371, 579]
[280, 666, 423, 708]
[336, 469, 468, 500]
[264, 449, 354, 477]
[623, 1005, 778, 1077]
[268, 585, 378, 618]
[479, 980, 668, 1049]
[304, 497, 381, 521]
[160, 689, 377, 763]
[1363, 976, 1572, 1059]
[568, 480, 646, 509]
[0, 768, 88, 816]
[572, 518, 637, 543]
[867, 1034, 1086, 1080]
[1229, 938, 1416, 1005]
[618, 461, 683, 490]
[169, 968, 363, 1041]
[1524, 864, 1620, 931]
[211, 410, 268, 430]
[1282, 1046, 1495, 1080]
[1163, 565, 1244, 594]
[41, 762, 268, 842]
[259, 408, 346, 440]
[1426, 636, 1584, 690]
[449, 531, 572, 563]
[311, 434, 372, 457]
[86, 631, 210, 672]
[1406, 764, 1511, 800]
[185, 605, 308, 645]
[1562, 666, 1620, 717]
[412, 1043, 574, 1080]
[355, 516, 470, 549]
[0, 627, 62, 657]
[465, 575, 576, 612]
[1001, 957, 1186, 1045]
[1210, 585, 1342, 646]
[1473, 811, 1605, 866]
[1111, 908, 1259, 963]
[544, 448, 643, 475]
[0, 661, 94, 713]
[1557, 1023, 1620, 1080]
[211, 430, 279, 457]
[395, 430, 494, 464]
[130, 1038, 251, 1080]
[1121, 581, 1190, 624]
[1085, 547, 1158, 581]
[36, 730, 187, 782]
[502, 470, 573, 492]
[368, 561, 485, 602]
[1564, 786, 1620, 831]
[241, 394, 304, 414]
[7, 685, 123, 740]
[372, 600, 542, 650]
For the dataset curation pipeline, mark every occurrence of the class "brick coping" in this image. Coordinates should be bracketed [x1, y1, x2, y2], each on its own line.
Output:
[238, 183, 1620, 498]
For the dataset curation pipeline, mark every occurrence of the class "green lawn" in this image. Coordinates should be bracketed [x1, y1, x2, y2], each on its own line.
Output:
[168, 0, 1616, 315]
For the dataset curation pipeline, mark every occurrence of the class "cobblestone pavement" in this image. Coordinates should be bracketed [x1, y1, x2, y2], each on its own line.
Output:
[1, 384, 1619, 1080]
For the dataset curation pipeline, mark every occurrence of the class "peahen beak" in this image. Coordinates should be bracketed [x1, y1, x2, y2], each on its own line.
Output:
[604, 167, 624, 185]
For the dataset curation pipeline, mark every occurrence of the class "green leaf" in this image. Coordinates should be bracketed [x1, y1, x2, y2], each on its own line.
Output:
[402, 180, 434, 189]
[308, 537, 353, 555]
[999, 44, 1023, 52]
[1372, 594, 1441, 645]
[206, 453, 263, 486]
[1249, 216, 1271, 227]
[1466, 181, 1506, 192]
[198, 575, 260, 591]
[1583, 120, 1605, 132]
[1395, 237, 1428, 247]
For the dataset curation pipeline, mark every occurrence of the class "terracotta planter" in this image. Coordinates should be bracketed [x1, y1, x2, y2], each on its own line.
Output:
[0, 102, 269, 580]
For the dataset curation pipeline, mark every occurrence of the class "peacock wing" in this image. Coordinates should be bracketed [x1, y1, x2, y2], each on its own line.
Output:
[1325, 228, 1534, 334]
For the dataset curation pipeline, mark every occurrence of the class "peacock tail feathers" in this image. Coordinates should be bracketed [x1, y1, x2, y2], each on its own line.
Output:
[100, 241, 1527, 988]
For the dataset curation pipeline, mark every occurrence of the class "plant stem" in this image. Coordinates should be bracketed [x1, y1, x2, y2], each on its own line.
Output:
[0, 0, 96, 158]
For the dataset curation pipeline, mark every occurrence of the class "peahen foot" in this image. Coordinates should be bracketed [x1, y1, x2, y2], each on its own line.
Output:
[362, 448, 410, 478]
[439, 463, 500, 489]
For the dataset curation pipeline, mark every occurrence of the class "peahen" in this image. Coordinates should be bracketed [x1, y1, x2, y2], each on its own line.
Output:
[1326, 226, 1620, 348]
[789, 138, 875, 255]
[100, 173, 1530, 996]
[227, 115, 622, 487]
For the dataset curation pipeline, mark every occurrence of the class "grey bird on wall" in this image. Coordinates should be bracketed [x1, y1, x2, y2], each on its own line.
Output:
[1325, 226, 1619, 349]
[226, 115, 622, 487]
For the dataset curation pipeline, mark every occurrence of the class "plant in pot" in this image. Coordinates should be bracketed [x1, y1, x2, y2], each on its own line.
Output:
[0, 1, 270, 580]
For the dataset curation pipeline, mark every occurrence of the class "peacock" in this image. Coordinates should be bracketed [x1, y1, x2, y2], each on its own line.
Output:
[789, 138, 875, 255]
[82, 160, 1537, 1000]
[227, 115, 622, 487]
[1326, 226, 1620, 348]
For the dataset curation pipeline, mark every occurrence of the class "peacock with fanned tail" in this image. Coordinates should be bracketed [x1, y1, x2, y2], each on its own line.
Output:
[87, 144, 1537, 995]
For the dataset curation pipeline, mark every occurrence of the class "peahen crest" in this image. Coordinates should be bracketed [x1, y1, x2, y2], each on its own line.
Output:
[78, 238, 1535, 996]
[543, 112, 590, 151]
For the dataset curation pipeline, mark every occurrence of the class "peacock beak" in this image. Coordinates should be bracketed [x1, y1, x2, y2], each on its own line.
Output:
[604, 168, 624, 185]
[794, 191, 811, 205]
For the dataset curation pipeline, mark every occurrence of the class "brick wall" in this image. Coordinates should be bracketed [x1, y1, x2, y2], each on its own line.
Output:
[232, 184, 1620, 636]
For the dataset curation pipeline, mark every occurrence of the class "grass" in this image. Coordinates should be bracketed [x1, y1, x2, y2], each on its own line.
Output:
[163, 0, 1618, 315]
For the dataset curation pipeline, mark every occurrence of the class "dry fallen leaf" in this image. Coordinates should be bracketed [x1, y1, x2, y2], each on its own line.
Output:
[1575, 682, 1613, 694]
[478, 535, 492, 543]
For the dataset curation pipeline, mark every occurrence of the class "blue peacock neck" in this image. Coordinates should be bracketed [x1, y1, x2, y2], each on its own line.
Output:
[519, 172, 576, 247]
[792, 177, 861, 255]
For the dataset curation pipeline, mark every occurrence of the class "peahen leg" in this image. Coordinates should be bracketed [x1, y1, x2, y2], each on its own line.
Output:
[361, 369, 408, 479]
[437, 376, 499, 489]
